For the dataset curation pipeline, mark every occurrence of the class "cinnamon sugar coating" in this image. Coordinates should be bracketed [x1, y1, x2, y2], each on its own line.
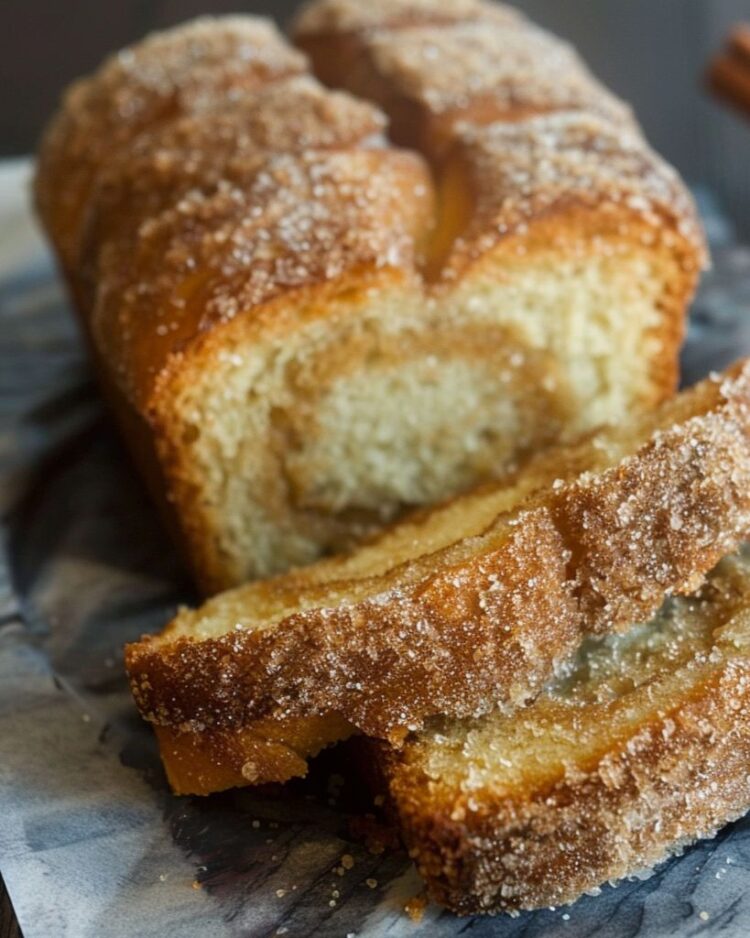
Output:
[125, 363, 750, 780]
[81, 76, 387, 303]
[296, 9, 637, 156]
[440, 112, 707, 282]
[293, 0, 521, 34]
[295, 0, 705, 279]
[362, 21, 631, 125]
[92, 147, 433, 412]
[381, 549, 750, 913]
[97, 73, 385, 189]
[35, 16, 307, 276]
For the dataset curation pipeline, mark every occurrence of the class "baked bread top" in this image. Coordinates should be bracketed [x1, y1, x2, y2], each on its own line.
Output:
[37, 10, 707, 421]
[435, 112, 704, 284]
[35, 17, 307, 281]
[294, 0, 635, 153]
[79, 75, 388, 305]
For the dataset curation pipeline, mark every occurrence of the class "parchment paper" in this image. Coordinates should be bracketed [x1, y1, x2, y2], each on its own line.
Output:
[3, 159, 750, 937]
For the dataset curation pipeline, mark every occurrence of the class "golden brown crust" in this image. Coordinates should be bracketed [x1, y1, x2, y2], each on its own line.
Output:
[34, 16, 307, 285]
[81, 74, 386, 249]
[125, 362, 750, 785]
[79, 75, 387, 305]
[293, 0, 523, 88]
[379, 556, 750, 913]
[330, 24, 634, 158]
[295, 0, 705, 279]
[154, 713, 354, 795]
[437, 113, 706, 283]
[38, 3, 701, 416]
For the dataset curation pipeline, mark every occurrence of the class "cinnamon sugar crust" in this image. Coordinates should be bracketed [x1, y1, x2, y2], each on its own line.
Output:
[80, 76, 387, 307]
[35, 16, 307, 283]
[343, 21, 635, 155]
[439, 112, 706, 283]
[293, 0, 521, 35]
[293, 0, 523, 89]
[295, 6, 636, 155]
[125, 363, 750, 790]
[379, 548, 750, 913]
[363, 22, 624, 120]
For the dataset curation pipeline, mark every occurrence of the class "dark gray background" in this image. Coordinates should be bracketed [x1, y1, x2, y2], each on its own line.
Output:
[1, 1, 750, 232]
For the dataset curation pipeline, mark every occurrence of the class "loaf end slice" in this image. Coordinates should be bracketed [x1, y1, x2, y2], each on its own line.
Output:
[377, 547, 750, 914]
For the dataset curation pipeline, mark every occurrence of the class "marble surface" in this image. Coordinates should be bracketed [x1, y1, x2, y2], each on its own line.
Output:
[3, 161, 750, 937]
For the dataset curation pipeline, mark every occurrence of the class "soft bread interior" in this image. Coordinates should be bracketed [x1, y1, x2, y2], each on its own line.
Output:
[157, 369, 732, 646]
[402, 549, 750, 795]
[162, 239, 679, 587]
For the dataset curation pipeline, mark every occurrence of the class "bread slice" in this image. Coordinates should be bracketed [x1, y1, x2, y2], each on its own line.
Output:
[36, 13, 706, 591]
[125, 362, 750, 794]
[376, 546, 750, 914]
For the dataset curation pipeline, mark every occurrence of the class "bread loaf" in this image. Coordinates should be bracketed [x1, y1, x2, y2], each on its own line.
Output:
[125, 363, 750, 794]
[36, 5, 706, 591]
